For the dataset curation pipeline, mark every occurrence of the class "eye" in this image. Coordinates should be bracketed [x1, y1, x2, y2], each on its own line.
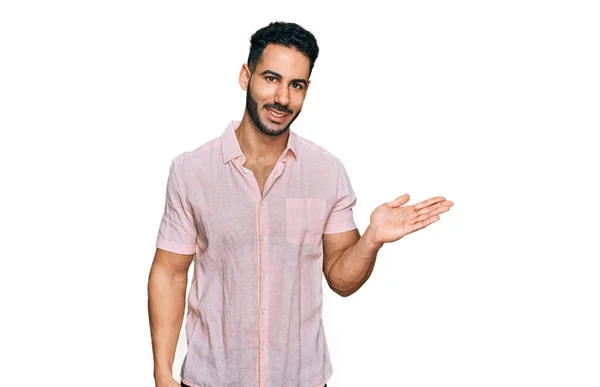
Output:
[266, 76, 277, 82]
[291, 83, 304, 90]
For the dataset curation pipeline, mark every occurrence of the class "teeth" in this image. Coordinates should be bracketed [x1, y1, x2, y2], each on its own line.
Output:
[268, 109, 285, 117]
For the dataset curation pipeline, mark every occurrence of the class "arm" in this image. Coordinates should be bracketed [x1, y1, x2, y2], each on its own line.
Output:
[323, 226, 383, 297]
[323, 194, 454, 297]
[148, 248, 194, 386]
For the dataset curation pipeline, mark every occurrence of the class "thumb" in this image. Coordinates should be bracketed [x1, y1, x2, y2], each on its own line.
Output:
[386, 193, 410, 208]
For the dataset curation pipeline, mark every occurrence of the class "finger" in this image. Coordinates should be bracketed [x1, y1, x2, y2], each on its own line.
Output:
[387, 193, 410, 208]
[415, 201, 453, 216]
[413, 196, 447, 211]
[408, 214, 440, 233]
[414, 205, 451, 222]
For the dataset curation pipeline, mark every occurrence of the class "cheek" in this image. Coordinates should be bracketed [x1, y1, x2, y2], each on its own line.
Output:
[290, 94, 306, 110]
[252, 83, 277, 102]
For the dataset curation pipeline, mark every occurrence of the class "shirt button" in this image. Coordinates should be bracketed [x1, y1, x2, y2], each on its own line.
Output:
[243, 168, 248, 173]
[262, 309, 266, 315]
[261, 346, 266, 351]
[262, 272, 267, 278]
[261, 236, 266, 241]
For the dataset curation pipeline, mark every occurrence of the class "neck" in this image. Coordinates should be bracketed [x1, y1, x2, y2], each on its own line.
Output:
[236, 112, 289, 165]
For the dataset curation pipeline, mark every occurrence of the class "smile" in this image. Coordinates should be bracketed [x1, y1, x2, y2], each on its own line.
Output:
[265, 107, 289, 122]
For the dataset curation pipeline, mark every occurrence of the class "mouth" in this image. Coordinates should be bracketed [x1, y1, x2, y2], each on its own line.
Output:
[265, 107, 289, 123]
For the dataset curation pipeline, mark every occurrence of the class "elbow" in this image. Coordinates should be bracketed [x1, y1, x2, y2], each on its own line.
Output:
[147, 262, 188, 295]
[332, 286, 355, 298]
[326, 277, 357, 298]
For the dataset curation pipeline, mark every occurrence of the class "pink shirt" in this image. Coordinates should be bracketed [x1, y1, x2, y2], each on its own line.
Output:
[156, 120, 357, 387]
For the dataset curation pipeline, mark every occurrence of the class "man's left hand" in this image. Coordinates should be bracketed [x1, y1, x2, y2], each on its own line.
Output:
[368, 194, 454, 245]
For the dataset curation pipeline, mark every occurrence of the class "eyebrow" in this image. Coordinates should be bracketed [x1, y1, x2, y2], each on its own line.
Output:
[260, 70, 308, 86]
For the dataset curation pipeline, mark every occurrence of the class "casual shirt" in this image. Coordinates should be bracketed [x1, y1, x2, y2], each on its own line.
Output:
[156, 120, 357, 387]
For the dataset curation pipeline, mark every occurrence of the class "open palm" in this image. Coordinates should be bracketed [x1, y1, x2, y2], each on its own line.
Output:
[369, 193, 454, 244]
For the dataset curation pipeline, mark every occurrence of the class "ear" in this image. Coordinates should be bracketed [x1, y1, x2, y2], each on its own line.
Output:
[239, 64, 251, 90]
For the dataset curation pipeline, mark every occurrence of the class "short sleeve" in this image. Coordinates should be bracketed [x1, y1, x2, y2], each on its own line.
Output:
[155, 157, 198, 254]
[323, 160, 357, 234]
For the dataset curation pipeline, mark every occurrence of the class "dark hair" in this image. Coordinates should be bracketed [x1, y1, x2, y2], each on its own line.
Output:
[247, 22, 319, 76]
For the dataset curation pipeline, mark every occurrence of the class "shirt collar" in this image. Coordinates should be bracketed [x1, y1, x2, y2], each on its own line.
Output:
[221, 120, 298, 164]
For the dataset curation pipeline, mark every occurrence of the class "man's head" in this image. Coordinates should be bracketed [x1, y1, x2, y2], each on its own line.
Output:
[240, 22, 319, 137]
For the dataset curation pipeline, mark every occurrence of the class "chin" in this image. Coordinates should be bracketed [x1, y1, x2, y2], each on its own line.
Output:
[261, 117, 291, 132]
[259, 122, 290, 137]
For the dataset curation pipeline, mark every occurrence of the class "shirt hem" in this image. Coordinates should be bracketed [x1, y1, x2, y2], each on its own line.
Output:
[180, 364, 333, 387]
[156, 237, 196, 255]
[323, 221, 357, 234]
[311, 363, 333, 387]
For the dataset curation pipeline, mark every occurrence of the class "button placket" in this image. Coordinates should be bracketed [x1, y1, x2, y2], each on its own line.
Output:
[257, 199, 270, 365]
[237, 155, 250, 174]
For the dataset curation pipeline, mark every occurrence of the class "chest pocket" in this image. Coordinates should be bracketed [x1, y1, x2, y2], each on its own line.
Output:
[286, 197, 326, 245]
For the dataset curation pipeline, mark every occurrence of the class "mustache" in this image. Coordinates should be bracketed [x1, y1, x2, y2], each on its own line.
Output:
[264, 103, 293, 115]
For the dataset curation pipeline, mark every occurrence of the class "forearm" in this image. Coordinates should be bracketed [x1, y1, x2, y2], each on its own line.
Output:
[329, 225, 384, 297]
[148, 264, 188, 381]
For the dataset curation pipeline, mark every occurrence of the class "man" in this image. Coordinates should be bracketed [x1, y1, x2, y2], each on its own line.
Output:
[148, 21, 453, 387]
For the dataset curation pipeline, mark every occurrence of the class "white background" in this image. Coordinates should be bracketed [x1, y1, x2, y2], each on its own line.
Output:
[1, 0, 599, 386]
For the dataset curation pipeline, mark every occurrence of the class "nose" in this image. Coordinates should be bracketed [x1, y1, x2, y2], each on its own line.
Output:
[274, 83, 290, 107]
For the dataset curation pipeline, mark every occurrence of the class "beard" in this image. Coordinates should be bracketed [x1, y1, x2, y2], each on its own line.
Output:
[245, 83, 302, 137]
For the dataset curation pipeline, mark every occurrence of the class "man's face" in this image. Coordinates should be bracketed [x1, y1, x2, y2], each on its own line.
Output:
[243, 44, 311, 137]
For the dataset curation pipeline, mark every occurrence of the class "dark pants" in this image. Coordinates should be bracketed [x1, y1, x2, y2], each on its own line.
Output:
[182, 383, 327, 387]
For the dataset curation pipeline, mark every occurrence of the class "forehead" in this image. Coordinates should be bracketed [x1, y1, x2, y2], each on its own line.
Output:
[255, 44, 310, 79]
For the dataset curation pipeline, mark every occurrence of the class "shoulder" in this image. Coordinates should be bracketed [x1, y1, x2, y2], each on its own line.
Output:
[169, 134, 222, 174]
[294, 132, 345, 172]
